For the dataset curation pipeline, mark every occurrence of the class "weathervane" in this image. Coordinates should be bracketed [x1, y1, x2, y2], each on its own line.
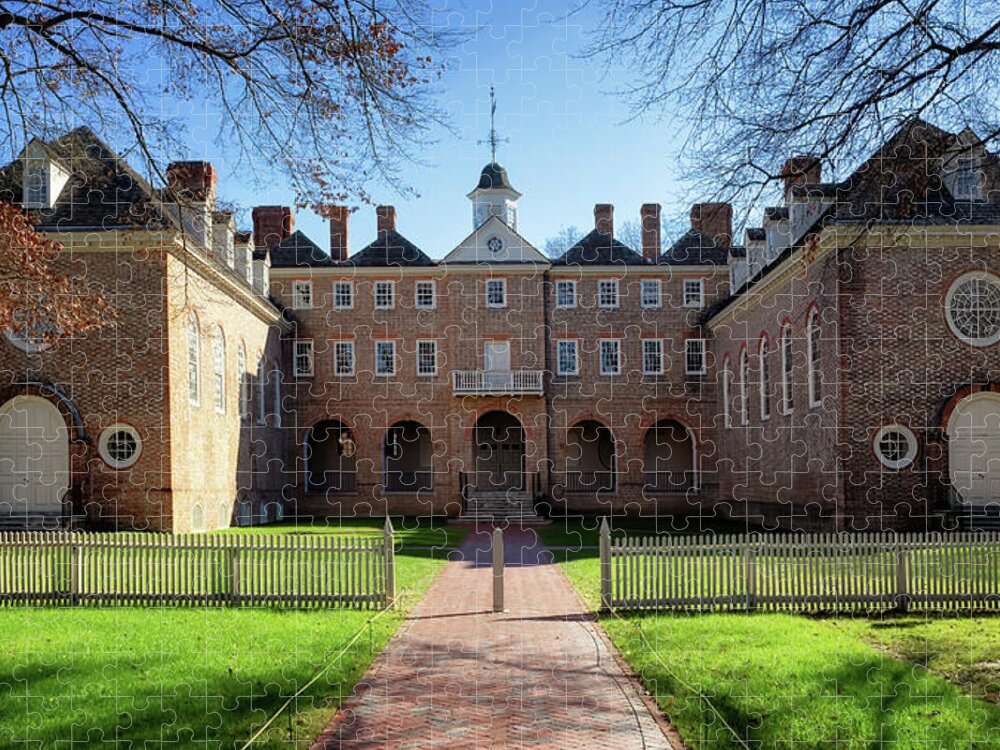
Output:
[479, 86, 508, 163]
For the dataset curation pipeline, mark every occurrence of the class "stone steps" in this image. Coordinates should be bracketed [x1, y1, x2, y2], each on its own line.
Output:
[460, 492, 543, 522]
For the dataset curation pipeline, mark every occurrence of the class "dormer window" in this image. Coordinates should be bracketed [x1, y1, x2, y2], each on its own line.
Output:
[953, 157, 981, 201]
[23, 157, 48, 209]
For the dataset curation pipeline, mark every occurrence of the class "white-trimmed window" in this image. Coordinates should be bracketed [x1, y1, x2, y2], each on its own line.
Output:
[292, 280, 313, 309]
[722, 356, 731, 429]
[780, 325, 793, 415]
[374, 281, 395, 309]
[187, 312, 200, 405]
[599, 339, 621, 375]
[739, 348, 749, 425]
[415, 281, 436, 310]
[98, 424, 142, 469]
[642, 339, 664, 375]
[685, 339, 706, 375]
[334, 341, 355, 376]
[641, 279, 662, 309]
[237, 342, 248, 421]
[946, 271, 1000, 347]
[22, 157, 48, 208]
[759, 336, 770, 420]
[213, 328, 226, 413]
[417, 340, 438, 376]
[375, 340, 397, 376]
[486, 278, 507, 308]
[807, 310, 822, 407]
[683, 279, 705, 309]
[294, 339, 314, 377]
[271, 365, 282, 428]
[873, 425, 918, 470]
[256, 356, 266, 425]
[953, 156, 981, 201]
[598, 279, 620, 309]
[556, 339, 579, 376]
[556, 280, 577, 309]
[333, 281, 353, 309]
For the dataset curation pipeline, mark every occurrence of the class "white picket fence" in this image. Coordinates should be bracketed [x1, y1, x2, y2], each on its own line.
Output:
[599, 521, 1000, 612]
[0, 523, 396, 609]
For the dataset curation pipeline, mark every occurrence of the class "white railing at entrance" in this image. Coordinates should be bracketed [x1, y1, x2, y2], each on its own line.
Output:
[451, 370, 544, 395]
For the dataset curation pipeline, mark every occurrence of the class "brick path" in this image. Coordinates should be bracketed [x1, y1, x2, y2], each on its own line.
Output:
[313, 526, 674, 749]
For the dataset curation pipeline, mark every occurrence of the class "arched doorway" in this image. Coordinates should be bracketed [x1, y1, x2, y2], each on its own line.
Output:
[305, 420, 357, 492]
[384, 421, 433, 492]
[643, 420, 696, 491]
[948, 393, 1000, 506]
[564, 420, 616, 492]
[473, 411, 525, 491]
[0, 396, 70, 519]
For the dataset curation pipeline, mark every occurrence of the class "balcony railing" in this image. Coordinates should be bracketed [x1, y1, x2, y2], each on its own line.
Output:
[644, 472, 695, 493]
[384, 471, 434, 493]
[557, 470, 616, 493]
[452, 369, 544, 396]
[306, 471, 357, 493]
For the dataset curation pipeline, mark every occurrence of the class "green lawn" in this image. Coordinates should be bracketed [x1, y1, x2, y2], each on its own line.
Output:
[0, 526, 451, 748]
[224, 517, 469, 550]
[556, 538, 1000, 750]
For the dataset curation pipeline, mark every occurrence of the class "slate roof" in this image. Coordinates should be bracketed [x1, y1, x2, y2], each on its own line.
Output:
[343, 230, 435, 267]
[658, 229, 731, 267]
[475, 162, 514, 191]
[269, 231, 334, 268]
[551, 229, 649, 266]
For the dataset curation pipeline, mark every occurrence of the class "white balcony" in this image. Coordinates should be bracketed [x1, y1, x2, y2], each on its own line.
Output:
[451, 369, 544, 396]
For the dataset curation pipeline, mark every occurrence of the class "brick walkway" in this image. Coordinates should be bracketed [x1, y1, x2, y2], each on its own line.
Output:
[313, 526, 674, 749]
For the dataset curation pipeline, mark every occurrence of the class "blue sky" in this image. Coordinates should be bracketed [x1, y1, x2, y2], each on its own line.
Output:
[191, 1, 697, 257]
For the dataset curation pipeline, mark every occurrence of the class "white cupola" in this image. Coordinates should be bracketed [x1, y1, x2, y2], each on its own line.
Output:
[468, 162, 521, 230]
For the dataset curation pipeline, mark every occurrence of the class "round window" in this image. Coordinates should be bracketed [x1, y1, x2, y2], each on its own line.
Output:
[98, 424, 142, 469]
[873, 425, 917, 470]
[946, 272, 1000, 346]
[4, 312, 56, 353]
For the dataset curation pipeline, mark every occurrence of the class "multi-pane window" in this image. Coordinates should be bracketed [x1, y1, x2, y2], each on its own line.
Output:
[187, 313, 200, 405]
[781, 325, 793, 414]
[293, 340, 314, 377]
[683, 279, 705, 308]
[417, 340, 438, 376]
[237, 343, 248, 421]
[642, 339, 664, 375]
[213, 328, 225, 413]
[722, 356, 731, 428]
[334, 341, 355, 376]
[598, 279, 619, 309]
[333, 281, 353, 309]
[556, 339, 579, 375]
[599, 339, 621, 375]
[256, 356, 266, 425]
[739, 349, 749, 425]
[953, 156, 980, 200]
[375, 340, 397, 376]
[374, 281, 395, 309]
[759, 337, 770, 420]
[292, 281, 313, 309]
[23, 158, 47, 207]
[415, 281, 436, 309]
[685, 339, 706, 375]
[808, 310, 822, 407]
[555, 280, 577, 308]
[272, 365, 282, 428]
[486, 279, 507, 308]
[641, 279, 662, 309]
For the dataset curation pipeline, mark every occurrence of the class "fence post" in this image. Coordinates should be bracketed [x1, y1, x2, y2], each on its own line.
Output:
[492, 526, 504, 612]
[384, 517, 396, 609]
[599, 517, 612, 611]
[230, 543, 241, 606]
[895, 538, 910, 613]
[69, 541, 81, 607]
[744, 538, 756, 612]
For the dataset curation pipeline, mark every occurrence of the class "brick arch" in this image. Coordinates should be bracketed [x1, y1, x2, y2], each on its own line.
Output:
[464, 404, 535, 445]
[935, 382, 1000, 430]
[0, 381, 86, 441]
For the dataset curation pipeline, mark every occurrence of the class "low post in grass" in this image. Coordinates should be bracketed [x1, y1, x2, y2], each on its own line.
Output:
[492, 525, 504, 613]
[384, 517, 396, 609]
[599, 517, 612, 611]
[69, 540, 81, 606]
[744, 537, 757, 612]
[229, 541, 241, 606]
[895, 537, 910, 613]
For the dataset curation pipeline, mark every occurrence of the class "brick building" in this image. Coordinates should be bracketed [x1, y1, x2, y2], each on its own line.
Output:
[1, 120, 998, 531]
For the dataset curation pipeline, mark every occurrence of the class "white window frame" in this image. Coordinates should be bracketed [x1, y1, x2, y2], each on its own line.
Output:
[873, 425, 918, 470]
[953, 156, 981, 201]
[188, 312, 200, 406]
[722, 356, 731, 429]
[98, 423, 143, 470]
[334, 340, 355, 377]
[739, 349, 749, 425]
[685, 339, 707, 376]
[599, 338, 622, 376]
[416, 339, 438, 376]
[641, 279, 662, 309]
[374, 280, 395, 310]
[642, 338, 664, 375]
[256, 356, 266, 426]
[485, 278, 507, 308]
[375, 340, 397, 376]
[415, 280, 436, 310]
[293, 339, 314, 378]
[271, 365, 282, 428]
[22, 157, 48, 209]
[945, 271, 1000, 347]
[598, 279, 620, 309]
[333, 281, 354, 310]
[759, 336, 770, 421]
[683, 279, 705, 309]
[237, 342, 248, 421]
[556, 339, 579, 376]
[807, 310, 822, 407]
[213, 328, 226, 414]
[780, 325, 794, 415]
[555, 280, 577, 309]
[292, 280, 313, 310]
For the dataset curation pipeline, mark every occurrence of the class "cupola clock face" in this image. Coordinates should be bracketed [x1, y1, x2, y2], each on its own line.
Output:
[487, 236, 504, 254]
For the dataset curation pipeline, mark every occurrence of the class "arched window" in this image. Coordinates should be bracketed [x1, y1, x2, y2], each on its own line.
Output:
[213, 328, 226, 413]
[237, 342, 248, 420]
[807, 310, 822, 407]
[739, 348, 749, 425]
[759, 336, 771, 420]
[721, 355, 731, 429]
[780, 324, 793, 415]
[256, 355, 266, 425]
[187, 312, 200, 405]
[271, 364, 282, 428]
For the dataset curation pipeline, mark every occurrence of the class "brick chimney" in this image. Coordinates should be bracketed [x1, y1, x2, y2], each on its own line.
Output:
[329, 206, 349, 261]
[166, 161, 217, 206]
[780, 156, 822, 203]
[594, 204, 614, 236]
[690, 203, 732, 248]
[640, 203, 661, 261]
[252, 206, 294, 248]
[376, 205, 396, 238]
